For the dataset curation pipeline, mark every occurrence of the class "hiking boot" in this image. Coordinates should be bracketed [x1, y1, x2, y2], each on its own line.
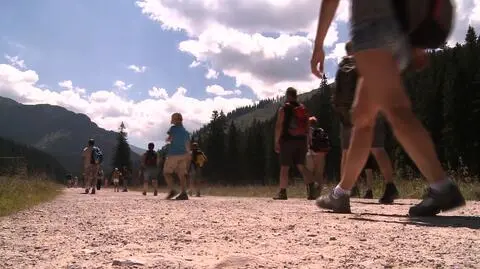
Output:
[350, 185, 360, 197]
[122, 189, 128, 192]
[142, 191, 147, 196]
[85, 188, 90, 194]
[379, 183, 399, 204]
[307, 183, 320, 200]
[153, 190, 158, 196]
[91, 188, 95, 194]
[165, 190, 178, 200]
[315, 190, 351, 213]
[363, 189, 373, 199]
[195, 191, 201, 197]
[175, 191, 189, 200]
[409, 183, 466, 217]
[273, 189, 287, 200]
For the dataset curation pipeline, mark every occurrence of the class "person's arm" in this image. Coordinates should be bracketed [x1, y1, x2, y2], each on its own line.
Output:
[202, 152, 208, 162]
[274, 108, 284, 152]
[313, 0, 340, 47]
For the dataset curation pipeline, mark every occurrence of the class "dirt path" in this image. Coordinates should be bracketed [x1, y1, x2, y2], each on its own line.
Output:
[0, 188, 479, 269]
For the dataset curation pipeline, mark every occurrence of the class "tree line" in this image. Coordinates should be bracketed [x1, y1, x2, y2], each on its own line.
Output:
[193, 26, 480, 185]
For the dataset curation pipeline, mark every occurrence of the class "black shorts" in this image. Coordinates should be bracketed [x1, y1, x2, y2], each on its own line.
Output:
[279, 139, 307, 166]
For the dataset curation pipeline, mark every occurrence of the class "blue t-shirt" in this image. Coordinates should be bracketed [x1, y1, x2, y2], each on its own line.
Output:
[166, 125, 190, 156]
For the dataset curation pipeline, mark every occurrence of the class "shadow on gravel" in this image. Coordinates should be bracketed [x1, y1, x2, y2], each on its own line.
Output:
[352, 200, 413, 206]
[350, 213, 480, 230]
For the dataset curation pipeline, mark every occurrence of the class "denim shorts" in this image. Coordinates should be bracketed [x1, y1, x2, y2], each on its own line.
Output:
[350, 17, 411, 71]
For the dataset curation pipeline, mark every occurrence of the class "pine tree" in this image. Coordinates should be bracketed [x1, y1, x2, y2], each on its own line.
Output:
[112, 122, 132, 170]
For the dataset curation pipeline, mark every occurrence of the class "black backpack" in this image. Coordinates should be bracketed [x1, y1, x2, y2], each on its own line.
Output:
[310, 128, 331, 152]
[90, 146, 104, 164]
[392, 0, 454, 49]
[144, 150, 157, 167]
[332, 56, 358, 127]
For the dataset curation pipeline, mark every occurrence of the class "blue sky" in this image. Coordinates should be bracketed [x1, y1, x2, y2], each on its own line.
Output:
[0, 0, 477, 148]
[0, 0, 252, 101]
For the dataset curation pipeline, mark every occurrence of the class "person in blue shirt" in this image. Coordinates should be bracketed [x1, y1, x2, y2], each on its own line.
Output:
[163, 112, 191, 200]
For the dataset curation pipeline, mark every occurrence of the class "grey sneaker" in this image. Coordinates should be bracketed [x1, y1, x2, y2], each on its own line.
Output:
[409, 183, 466, 217]
[315, 190, 351, 213]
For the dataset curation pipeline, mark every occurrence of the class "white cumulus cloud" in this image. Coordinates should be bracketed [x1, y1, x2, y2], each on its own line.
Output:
[4, 54, 26, 69]
[127, 64, 147, 73]
[205, 84, 241, 96]
[0, 63, 253, 147]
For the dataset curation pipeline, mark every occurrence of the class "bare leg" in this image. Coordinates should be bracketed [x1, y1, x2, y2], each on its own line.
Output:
[339, 78, 377, 190]
[279, 166, 289, 189]
[143, 180, 148, 194]
[178, 172, 187, 193]
[163, 173, 174, 190]
[355, 50, 446, 183]
[313, 153, 326, 187]
[297, 164, 313, 185]
[371, 148, 394, 183]
[152, 180, 158, 192]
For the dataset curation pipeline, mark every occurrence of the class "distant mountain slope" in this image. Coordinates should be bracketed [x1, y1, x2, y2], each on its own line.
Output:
[0, 97, 140, 175]
[0, 136, 67, 181]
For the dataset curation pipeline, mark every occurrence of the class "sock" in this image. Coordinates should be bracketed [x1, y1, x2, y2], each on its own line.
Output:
[430, 177, 452, 192]
[333, 185, 350, 198]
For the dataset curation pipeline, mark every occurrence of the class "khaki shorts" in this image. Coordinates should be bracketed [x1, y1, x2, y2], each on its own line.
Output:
[163, 154, 189, 175]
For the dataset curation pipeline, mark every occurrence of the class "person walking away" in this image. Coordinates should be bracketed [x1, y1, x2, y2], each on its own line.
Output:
[121, 166, 130, 192]
[188, 142, 207, 197]
[306, 116, 330, 195]
[112, 168, 121, 192]
[311, 0, 465, 215]
[142, 142, 160, 196]
[82, 138, 103, 194]
[273, 87, 317, 200]
[331, 40, 399, 204]
[163, 113, 191, 200]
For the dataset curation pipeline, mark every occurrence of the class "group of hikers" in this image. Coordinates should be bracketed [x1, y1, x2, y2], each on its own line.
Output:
[79, 0, 466, 217]
[80, 113, 208, 200]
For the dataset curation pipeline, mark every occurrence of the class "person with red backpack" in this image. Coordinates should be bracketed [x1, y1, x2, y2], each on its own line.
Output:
[141, 142, 160, 196]
[311, 0, 465, 216]
[273, 87, 317, 200]
[306, 116, 330, 195]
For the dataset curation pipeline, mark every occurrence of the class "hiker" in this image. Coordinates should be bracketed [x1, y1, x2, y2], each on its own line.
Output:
[141, 142, 160, 196]
[311, 0, 465, 215]
[121, 166, 130, 192]
[163, 112, 191, 200]
[188, 142, 208, 197]
[306, 116, 330, 194]
[112, 168, 121, 192]
[81, 138, 103, 194]
[331, 41, 399, 204]
[66, 174, 73, 188]
[273, 87, 317, 200]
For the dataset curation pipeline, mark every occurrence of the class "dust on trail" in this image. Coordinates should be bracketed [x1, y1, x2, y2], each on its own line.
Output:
[0, 188, 478, 269]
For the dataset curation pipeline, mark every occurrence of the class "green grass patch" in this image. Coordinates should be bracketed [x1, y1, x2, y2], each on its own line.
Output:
[136, 178, 480, 201]
[0, 176, 62, 217]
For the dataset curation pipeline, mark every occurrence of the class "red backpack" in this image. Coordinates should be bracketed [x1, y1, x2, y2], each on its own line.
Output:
[392, 0, 454, 49]
[285, 102, 309, 137]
